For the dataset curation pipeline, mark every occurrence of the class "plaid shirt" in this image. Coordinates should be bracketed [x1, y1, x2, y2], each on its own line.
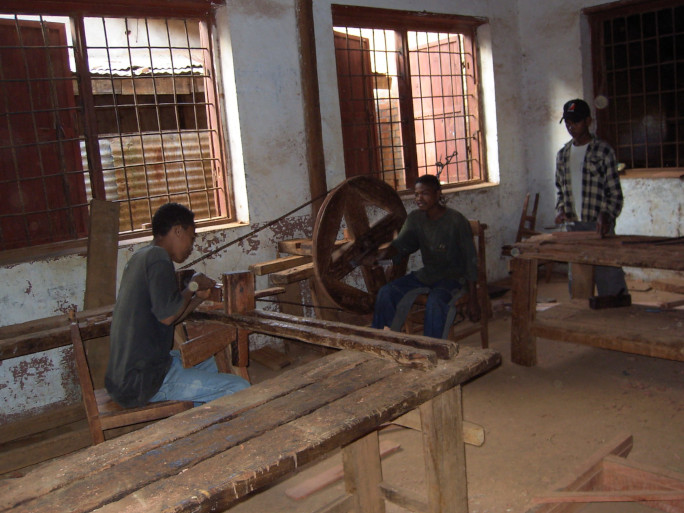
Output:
[555, 136, 623, 223]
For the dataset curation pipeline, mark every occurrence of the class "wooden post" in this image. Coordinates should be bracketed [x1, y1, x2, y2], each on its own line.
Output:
[420, 385, 467, 513]
[220, 271, 254, 381]
[295, 0, 327, 217]
[511, 257, 538, 366]
[342, 430, 386, 513]
[83, 199, 120, 388]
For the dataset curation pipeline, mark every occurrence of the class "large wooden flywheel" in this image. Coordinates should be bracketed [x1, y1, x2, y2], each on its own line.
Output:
[312, 176, 407, 314]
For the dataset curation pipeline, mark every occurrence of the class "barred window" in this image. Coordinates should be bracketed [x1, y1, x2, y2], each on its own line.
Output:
[332, 5, 486, 191]
[587, 0, 684, 170]
[0, 6, 232, 256]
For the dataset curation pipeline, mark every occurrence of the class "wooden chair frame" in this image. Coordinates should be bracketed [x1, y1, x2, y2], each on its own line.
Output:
[398, 220, 491, 348]
[70, 321, 193, 445]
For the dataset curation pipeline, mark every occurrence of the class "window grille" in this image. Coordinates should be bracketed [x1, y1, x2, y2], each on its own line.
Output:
[332, 5, 486, 191]
[0, 11, 231, 253]
[588, 1, 684, 170]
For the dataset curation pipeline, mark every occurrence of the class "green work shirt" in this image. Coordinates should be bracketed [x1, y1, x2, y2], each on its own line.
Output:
[391, 207, 478, 286]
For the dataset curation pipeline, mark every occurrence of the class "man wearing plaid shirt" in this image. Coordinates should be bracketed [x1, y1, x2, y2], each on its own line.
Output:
[554, 98, 628, 296]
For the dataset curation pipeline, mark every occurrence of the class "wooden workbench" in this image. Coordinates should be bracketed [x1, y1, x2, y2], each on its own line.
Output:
[510, 233, 684, 366]
[0, 310, 500, 513]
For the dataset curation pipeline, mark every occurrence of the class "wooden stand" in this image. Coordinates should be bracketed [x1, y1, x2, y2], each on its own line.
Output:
[511, 234, 684, 366]
[527, 433, 684, 512]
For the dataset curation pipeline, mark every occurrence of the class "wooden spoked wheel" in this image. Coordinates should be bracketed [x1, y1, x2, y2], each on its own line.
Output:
[313, 176, 407, 314]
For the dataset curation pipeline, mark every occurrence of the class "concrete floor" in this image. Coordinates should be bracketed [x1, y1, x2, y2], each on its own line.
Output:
[232, 275, 684, 513]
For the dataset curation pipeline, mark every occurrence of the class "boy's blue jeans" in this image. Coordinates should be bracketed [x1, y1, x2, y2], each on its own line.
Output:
[150, 350, 250, 406]
[372, 272, 461, 339]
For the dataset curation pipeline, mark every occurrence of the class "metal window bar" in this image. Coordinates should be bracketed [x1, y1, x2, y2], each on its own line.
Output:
[409, 31, 480, 184]
[86, 16, 223, 232]
[1, 12, 228, 249]
[598, 5, 682, 169]
[333, 23, 482, 192]
[0, 15, 88, 250]
[370, 28, 404, 189]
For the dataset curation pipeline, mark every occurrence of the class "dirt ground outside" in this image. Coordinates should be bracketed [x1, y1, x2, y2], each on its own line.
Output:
[232, 274, 684, 513]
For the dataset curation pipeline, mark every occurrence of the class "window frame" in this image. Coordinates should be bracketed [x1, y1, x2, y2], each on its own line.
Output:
[331, 4, 488, 192]
[585, 0, 684, 175]
[0, 0, 233, 264]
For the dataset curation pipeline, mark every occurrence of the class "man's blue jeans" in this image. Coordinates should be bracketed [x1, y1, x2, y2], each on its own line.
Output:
[150, 350, 250, 406]
[372, 272, 462, 339]
[567, 221, 627, 296]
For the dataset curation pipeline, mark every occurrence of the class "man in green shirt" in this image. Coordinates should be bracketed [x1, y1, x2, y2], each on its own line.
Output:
[371, 175, 480, 339]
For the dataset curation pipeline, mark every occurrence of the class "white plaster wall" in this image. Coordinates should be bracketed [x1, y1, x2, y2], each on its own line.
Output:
[518, 0, 683, 241]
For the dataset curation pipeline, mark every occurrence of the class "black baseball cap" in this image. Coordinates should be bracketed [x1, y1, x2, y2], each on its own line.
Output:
[559, 99, 591, 123]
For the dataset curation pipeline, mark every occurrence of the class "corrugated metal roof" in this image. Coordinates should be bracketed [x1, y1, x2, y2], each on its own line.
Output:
[90, 51, 204, 76]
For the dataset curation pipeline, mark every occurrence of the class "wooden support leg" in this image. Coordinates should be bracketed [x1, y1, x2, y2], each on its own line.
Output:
[342, 430, 386, 513]
[511, 258, 538, 366]
[222, 271, 254, 382]
[420, 385, 468, 513]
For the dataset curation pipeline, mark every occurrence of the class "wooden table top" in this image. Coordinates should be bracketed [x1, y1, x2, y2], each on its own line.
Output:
[0, 346, 500, 513]
[513, 233, 684, 271]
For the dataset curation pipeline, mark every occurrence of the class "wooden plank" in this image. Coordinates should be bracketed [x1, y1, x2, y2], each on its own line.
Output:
[7, 354, 401, 513]
[380, 483, 427, 513]
[0, 306, 113, 361]
[84, 199, 119, 309]
[193, 311, 439, 369]
[296, 0, 328, 218]
[600, 455, 684, 511]
[342, 431, 385, 513]
[285, 440, 400, 500]
[249, 255, 312, 276]
[250, 346, 292, 371]
[0, 403, 84, 445]
[511, 258, 538, 366]
[0, 350, 378, 509]
[531, 489, 684, 504]
[222, 271, 255, 315]
[531, 302, 684, 361]
[652, 278, 684, 295]
[222, 271, 253, 381]
[391, 410, 485, 447]
[83, 200, 119, 389]
[270, 262, 315, 285]
[602, 454, 684, 490]
[68, 347, 498, 513]
[0, 419, 91, 476]
[527, 433, 633, 513]
[0, 312, 68, 339]
[513, 235, 684, 271]
[178, 325, 236, 368]
[0, 0, 220, 18]
[420, 386, 468, 513]
[277, 238, 348, 257]
[254, 286, 286, 299]
[313, 495, 354, 513]
[277, 238, 314, 256]
[233, 309, 458, 360]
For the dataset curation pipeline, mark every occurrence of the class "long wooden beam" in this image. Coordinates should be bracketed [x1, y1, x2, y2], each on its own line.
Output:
[193, 308, 457, 360]
[192, 310, 439, 369]
[256, 310, 457, 359]
[0, 306, 113, 361]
